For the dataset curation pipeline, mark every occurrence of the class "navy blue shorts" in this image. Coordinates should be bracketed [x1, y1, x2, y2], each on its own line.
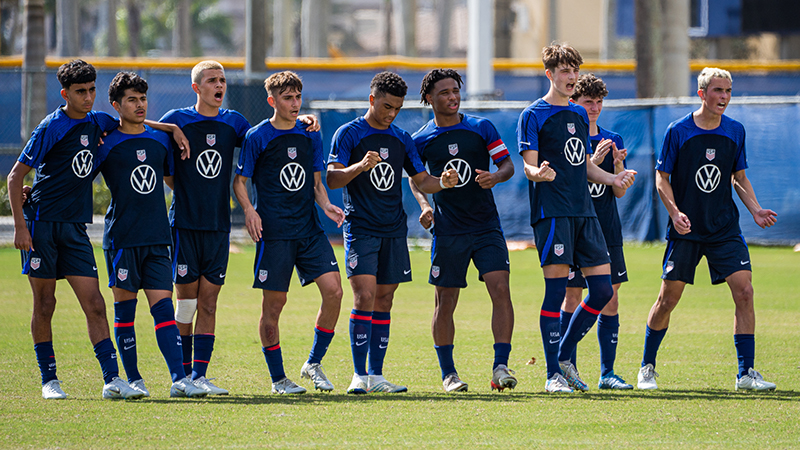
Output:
[105, 245, 173, 292]
[253, 232, 339, 292]
[172, 228, 230, 286]
[429, 229, 510, 288]
[661, 236, 751, 285]
[344, 232, 411, 285]
[567, 245, 628, 288]
[21, 221, 97, 280]
[533, 217, 610, 268]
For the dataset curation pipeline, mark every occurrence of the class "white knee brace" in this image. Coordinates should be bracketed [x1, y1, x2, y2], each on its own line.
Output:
[175, 298, 198, 324]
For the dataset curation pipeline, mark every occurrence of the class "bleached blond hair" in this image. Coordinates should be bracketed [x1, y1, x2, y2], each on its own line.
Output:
[191, 60, 224, 85]
[698, 67, 732, 92]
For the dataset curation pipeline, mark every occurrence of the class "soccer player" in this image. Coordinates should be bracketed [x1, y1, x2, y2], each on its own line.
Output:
[409, 69, 517, 393]
[561, 73, 632, 390]
[516, 44, 636, 393]
[233, 71, 345, 394]
[637, 67, 777, 391]
[94, 71, 207, 398]
[327, 71, 458, 394]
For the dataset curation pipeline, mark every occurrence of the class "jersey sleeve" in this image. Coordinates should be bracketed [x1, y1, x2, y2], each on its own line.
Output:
[92, 142, 112, 178]
[402, 131, 425, 177]
[516, 107, 539, 153]
[329, 125, 354, 166]
[311, 131, 325, 172]
[236, 128, 262, 178]
[232, 111, 251, 146]
[18, 118, 57, 168]
[655, 126, 678, 174]
[733, 124, 748, 172]
[92, 111, 120, 132]
[579, 107, 592, 155]
[158, 109, 178, 125]
[477, 118, 510, 164]
[151, 128, 174, 176]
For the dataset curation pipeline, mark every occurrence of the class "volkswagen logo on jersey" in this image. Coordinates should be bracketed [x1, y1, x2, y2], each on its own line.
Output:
[695, 164, 721, 193]
[30, 258, 41, 270]
[117, 268, 128, 281]
[706, 148, 716, 161]
[280, 162, 306, 191]
[136, 149, 146, 162]
[370, 162, 394, 191]
[444, 158, 471, 188]
[567, 123, 576, 135]
[196, 149, 222, 179]
[80, 135, 89, 147]
[564, 137, 585, 167]
[72, 149, 93, 178]
[177, 264, 188, 277]
[288, 147, 297, 160]
[258, 270, 268, 283]
[379, 148, 389, 160]
[588, 182, 606, 198]
[206, 134, 216, 146]
[448, 143, 459, 156]
[431, 265, 440, 278]
[131, 165, 157, 194]
[554, 244, 565, 256]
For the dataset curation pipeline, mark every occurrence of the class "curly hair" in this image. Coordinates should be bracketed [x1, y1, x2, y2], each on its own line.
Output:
[264, 71, 303, 97]
[541, 43, 583, 72]
[370, 71, 408, 98]
[108, 71, 148, 105]
[419, 69, 462, 105]
[571, 73, 608, 101]
[56, 60, 96, 89]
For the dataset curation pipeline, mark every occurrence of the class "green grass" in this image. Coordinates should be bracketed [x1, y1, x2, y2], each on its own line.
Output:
[1, 244, 799, 449]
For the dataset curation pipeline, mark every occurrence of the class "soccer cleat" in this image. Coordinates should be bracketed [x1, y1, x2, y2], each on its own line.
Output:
[735, 368, 777, 391]
[442, 372, 468, 393]
[193, 376, 229, 395]
[598, 372, 634, 390]
[271, 377, 307, 395]
[490, 364, 518, 391]
[544, 373, 574, 393]
[300, 362, 334, 392]
[41, 379, 67, 400]
[559, 361, 588, 391]
[170, 376, 209, 398]
[103, 377, 145, 400]
[129, 379, 150, 397]
[347, 373, 368, 395]
[368, 375, 408, 393]
[637, 363, 659, 390]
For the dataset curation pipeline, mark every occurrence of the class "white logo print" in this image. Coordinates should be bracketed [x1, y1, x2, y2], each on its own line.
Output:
[130, 165, 157, 194]
[695, 164, 721, 193]
[370, 162, 395, 191]
[443, 158, 472, 188]
[588, 182, 606, 198]
[71, 149, 93, 178]
[196, 149, 222, 179]
[448, 143, 459, 156]
[564, 137, 585, 166]
[280, 162, 306, 191]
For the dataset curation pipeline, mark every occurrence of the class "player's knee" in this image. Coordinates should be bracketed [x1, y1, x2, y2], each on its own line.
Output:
[84, 295, 108, 321]
[34, 296, 57, 319]
[175, 298, 198, 323]
[563, 289, 582, 311]
[732, 283, 754, 305]
[655, 293, 681, 312]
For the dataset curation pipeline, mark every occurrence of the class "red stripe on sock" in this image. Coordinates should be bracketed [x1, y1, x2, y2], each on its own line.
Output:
[316, 326, 335, 333]
[371, 319, 390, 325]
[266, 344, 280, 351]
[114, 321, 135, 327]
[350, 314, 372, 321]
[193, 359, 210, 364]
[154, 320, 176, 330]
[540, 310, 560, 318]
[579, 300, 601, 315]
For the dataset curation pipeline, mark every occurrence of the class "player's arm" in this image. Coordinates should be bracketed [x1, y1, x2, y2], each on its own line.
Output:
[476, 156, 514, 189]
[163, 175, 174, 190]
[409, 168, 458, 194]
[655, 170, 691, 235]
[408, 177, 433, 229]
[521, 150, 555, 182]
[232, 174, 262, 242]
[7, 161, 34, 251]
[587, 157, 636, 190]
[314, 172, 344, 227]
[610, 141, 628, 198]
[298, 114, 321, 132]
[733, 169, 777, 229]
[325, 151, 382, 189]
[145, 120, 190, 159]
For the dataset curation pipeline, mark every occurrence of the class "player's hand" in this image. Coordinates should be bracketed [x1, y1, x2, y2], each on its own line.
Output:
[360, 151, 381, 172]
[14, 225, 33, 252]
[591, 138, 613, 165]
[324, 203, 345, 228]
[754, 209, 777, 229]
[244, 208, 262, 243]
[533, 161, 556, 182]
[98, 131, 107, 146]
[171, 127, 191, 160]
[612, 143, 628, 166]
[418, 205, 433, 229]
[671, 211, 691, 235]
[299, 114, 321, 132]
[613, 169, 636, 189]
[475, 169, 498, 189]
[440, 168, 458, 188]
[22, 185, 31, 203]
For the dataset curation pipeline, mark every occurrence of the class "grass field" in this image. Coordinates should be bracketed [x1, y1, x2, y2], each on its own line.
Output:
[1, 243, 799, 449]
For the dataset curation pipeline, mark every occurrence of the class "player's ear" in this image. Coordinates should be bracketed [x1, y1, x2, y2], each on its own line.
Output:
[369, 93, 375, 107]
[697, 88, 705, 101]
[191, 83, 201, 95]
[60, 88, 68, 102]
[267, 95, 276, 108]
[544, 68, 553, 82]
[111, 101, 121, 114]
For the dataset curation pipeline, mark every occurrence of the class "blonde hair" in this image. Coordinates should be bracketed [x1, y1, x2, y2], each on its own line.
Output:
[191, 60, 224, 85]
[697, 67, 732, 91]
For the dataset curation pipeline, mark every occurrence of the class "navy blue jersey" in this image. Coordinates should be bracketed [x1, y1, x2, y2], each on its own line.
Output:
[517, 99, 595, 225]
[159, 107, 250, 232]
[94, 125, 173, 250]
[655, 113, 748, 242]
[587, 126, 626, 247]
[236, 119, 325, 240]
[19, 107, 118, 223]
[412, 114, 510, 236]
[328, 116, 426, 237]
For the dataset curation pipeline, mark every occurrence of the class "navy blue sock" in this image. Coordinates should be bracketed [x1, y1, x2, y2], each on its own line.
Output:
[559, 275, 612, 362]
[597, 314, 620, 376]
[181, 334, 193, 377]
[560, 309, 577, 366]
[642, 325, 668, 367]
[114, 299, 141, 382]
[262, 343, 285, 383]
[349, 309, 372, 376]
[435, 344, 456, 379]
[150, 298, 184, 382]
[308, 326, 335, 365]
[369, 312, 391, 376]
[734, 334, 755, 378]
[93, 338, 119, 384]
[191, 334, 214, 380]
[541, 277, 567, 378]
[493, 343, 512, 369]
[34, 341, 57, 384]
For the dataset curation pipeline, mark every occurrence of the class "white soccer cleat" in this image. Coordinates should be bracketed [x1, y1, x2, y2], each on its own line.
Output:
[271, 377, 307, 395]
[735, 368, 776, 391]
[598, 372, 634, 390]
[300, 362, 334, 392]
[41, 379, 67, 400]
[193, 376, 229, 395]
[347, 373, 368, 395]
[490, 364, 518, 391]
[559, 361, 588, 391]
[442, 372, 468, 393]
[368, 375, 408, 393]
[637, 363, 659, 390]
[129, 379, 150, 397]
[170, 376, 209, 398]
[103, 377, 145, 400]
[544, 373, 574, 393]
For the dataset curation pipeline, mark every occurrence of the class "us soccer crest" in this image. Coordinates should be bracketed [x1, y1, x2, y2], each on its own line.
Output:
[136, 149, 146, 162]
[706, 148, 716, 161]
[567, 123, 576, 135]
[177, 264, 188, 277]
[288, 147, 297, 160]
[568, 270, 575, 280]
[379, 148, 389, 160]
[258, 270, 268, 282]
[117, 268, 128, 281]
[348, 253, 358, 269]
[554, 244, 565, 256]
[448, 143, 459, 156]
[431, 265, 440, 278]
[30, 257, 41, 270]
[665, 261, 674, 273]
[80, 135, 89, 147]
[206, 134, 216, 147]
